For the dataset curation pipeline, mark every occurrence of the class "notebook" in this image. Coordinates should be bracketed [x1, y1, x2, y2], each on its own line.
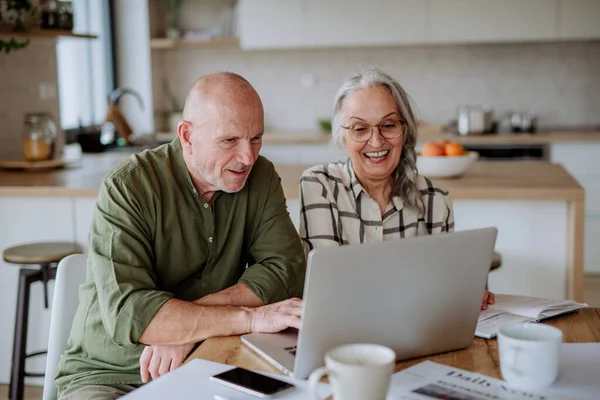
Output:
[475, 294, 588, 339]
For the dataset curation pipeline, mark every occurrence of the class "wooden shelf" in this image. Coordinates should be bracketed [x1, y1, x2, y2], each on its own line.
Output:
[0, 27, 96, 40]
[151, 37, 239, 50]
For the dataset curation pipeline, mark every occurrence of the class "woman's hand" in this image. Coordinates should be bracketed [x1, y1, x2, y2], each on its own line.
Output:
[481, 290, 495, 310]
[139, 343, 195, 383]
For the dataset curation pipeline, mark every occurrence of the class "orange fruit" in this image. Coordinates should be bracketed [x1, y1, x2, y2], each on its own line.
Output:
[444, 142, 464, 156]
[421, 142, 446, 156]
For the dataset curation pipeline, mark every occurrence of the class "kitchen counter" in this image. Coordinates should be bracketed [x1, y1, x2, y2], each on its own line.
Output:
[276, 162, 584, 200]
[0, 152, 585, 201]
[258, 129, 600, 145]
[0, 152, 131, 197]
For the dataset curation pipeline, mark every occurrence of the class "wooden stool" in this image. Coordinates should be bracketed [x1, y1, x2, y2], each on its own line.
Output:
[491, 251, 502, 271]
[3, 242, 82, 400]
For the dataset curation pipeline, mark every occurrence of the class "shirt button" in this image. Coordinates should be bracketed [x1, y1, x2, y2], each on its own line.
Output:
[204, 203, 209, 208]
[208, 237, 213, 243]
[192, 188, 197, 194]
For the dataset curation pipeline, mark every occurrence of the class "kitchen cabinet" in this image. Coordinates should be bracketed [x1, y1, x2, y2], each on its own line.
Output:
[578, 176, 600, 215]
[551, 142, 600, 273]
[0, 197, 75, 385]
[558, 0, 600, 40]
[238, 0, 599, 50]
[260, 143, 347, 165]
[585, 216, 600, 273]
[428, 0, 557, 43]
[551, 142, 600, 176]
[304, 0, 427, 47]
[238, 0, 307, 49]
[238, 0, 427, 49]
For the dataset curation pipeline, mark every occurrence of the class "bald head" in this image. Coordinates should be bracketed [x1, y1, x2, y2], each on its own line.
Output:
[178, 72, 265, 196]
[182, 72, 262, 123]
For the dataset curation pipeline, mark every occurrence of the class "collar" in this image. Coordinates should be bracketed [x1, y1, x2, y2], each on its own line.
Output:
[345, 158, 404, 211]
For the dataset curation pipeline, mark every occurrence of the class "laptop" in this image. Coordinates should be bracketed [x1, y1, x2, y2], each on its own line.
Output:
[242, 227, 498, 379]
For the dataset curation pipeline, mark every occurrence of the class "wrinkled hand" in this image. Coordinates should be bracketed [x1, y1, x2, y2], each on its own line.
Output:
[249, 297, 303, 333]
[139, 343, 195, 383]
[481, 290, 495, 310]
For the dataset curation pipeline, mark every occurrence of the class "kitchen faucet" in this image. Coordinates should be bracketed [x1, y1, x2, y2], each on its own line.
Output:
[104, 87, 144, 146]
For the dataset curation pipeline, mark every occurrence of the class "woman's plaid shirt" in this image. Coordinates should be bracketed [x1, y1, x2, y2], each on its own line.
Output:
[299, 159, 454, 255]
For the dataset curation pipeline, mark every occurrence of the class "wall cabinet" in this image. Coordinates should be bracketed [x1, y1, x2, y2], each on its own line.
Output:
[238, 0, 307, 49]
[238, 0, 600, 50]
[304, 0, 427, 48]
[558, 0, 600, 40]
[428, 0, 557, 44]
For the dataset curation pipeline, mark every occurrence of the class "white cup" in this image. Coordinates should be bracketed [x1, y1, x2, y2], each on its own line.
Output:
[498, 323, 563, 390]
[309, 343, 396, 400]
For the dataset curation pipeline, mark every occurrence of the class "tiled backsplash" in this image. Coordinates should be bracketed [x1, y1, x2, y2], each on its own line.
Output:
[0, 42, 60, 158]
[152, 41, 600, 133]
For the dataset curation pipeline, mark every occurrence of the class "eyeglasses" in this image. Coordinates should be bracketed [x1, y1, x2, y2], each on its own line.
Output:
[340, 120, 406, 143]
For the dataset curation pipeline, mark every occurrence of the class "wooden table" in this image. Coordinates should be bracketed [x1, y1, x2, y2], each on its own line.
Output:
[187, 309, 600, 380]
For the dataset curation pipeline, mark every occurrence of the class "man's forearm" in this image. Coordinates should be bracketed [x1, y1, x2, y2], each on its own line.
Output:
[138, 298, 253, 346]
[194, 283, 264, 307]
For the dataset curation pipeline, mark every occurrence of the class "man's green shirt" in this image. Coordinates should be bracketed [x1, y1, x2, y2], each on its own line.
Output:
[55, 139, 306, 393]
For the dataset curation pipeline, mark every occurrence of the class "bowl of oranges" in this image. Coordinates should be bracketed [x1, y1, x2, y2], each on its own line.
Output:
[416, 140, 478, 179]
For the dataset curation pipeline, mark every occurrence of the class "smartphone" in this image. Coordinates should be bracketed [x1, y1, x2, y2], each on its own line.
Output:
[210, 367, 295, 398]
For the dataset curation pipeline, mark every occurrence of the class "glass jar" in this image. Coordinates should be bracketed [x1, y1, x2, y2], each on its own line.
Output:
[41, 0, 60, 30]
[57, 1, 73, 30]
[22, 113, 57, 161]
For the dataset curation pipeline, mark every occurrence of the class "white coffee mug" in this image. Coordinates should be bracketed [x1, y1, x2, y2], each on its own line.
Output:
[498, 323, 563, 391]
[308, 343, 396, 400]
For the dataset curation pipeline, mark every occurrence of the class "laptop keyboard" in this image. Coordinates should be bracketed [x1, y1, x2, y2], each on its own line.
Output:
[284, 345, 297, 356]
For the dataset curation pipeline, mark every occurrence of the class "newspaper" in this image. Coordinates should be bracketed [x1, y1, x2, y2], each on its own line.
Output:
[387, 361, 577, 400]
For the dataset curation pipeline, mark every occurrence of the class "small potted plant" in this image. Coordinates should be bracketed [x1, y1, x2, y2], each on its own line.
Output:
[0, 0, 38, 53]
[163, 0, 183, 40]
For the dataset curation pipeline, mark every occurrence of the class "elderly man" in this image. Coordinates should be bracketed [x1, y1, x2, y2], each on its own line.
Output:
[55, 72, 305, 399]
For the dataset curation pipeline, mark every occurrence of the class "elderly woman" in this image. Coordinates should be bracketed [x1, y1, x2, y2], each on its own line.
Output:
[299, 68, 494, 310]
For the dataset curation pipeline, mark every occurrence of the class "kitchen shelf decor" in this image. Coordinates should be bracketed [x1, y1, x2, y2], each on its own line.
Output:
[150, 36, 239, 49]
[0, 26, 97, 40]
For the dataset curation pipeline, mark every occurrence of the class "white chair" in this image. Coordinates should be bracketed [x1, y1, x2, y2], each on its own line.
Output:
[42, 253, 87, 400]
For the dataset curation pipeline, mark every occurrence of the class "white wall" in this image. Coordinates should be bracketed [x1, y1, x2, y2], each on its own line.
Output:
[113, 0, 155, 135]
[152, 41, 600, 133]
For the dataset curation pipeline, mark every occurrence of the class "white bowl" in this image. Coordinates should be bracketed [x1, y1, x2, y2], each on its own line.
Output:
[416, 151, 479, 179]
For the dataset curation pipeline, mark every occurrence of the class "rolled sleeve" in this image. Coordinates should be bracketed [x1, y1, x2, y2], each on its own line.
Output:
[239, 164, 306, 304]
[90, 178, 173, 347]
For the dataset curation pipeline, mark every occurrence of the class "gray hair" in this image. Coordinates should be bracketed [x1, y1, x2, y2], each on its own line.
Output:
[330, 68, 424, 216]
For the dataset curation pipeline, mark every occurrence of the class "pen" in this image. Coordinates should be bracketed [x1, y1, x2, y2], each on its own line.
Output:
[213, 395, 231, 400]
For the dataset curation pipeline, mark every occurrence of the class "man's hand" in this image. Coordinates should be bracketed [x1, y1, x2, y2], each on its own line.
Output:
[249, 297, 303, 333]
[139, 343, 195, 383]
[481, 290, 495, 310]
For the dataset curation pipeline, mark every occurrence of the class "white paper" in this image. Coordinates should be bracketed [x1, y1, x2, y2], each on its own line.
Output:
[475, 312, 534, 339]
[386, 360, 580, 400]
[486, 295, 587, 320]
[121, 358, 332, 400]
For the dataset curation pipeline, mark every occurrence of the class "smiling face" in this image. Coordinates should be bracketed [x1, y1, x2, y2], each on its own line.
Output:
[179, 79, 264, 195]
[191, 102, 264, 194]
[340, 85, 404, 186]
